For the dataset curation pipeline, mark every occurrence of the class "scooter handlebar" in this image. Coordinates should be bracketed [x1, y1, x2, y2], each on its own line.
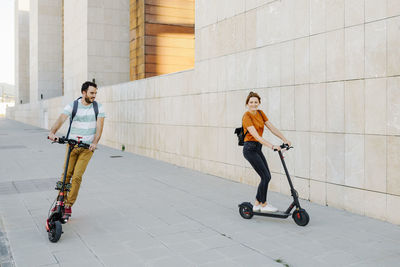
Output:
[273, 143, 294, 151]
[47, 136, 90, 149]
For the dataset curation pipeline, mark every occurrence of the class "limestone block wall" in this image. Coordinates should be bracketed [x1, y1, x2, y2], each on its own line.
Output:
[6, 96, 67, 133]
[87, 0, 130, 87]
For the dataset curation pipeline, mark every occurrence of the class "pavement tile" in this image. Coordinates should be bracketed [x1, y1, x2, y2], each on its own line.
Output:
[131, 245, 173, 261]
[146, 255, 195, 267]
[312, 250, 363, 266]
[98, 252, 144, 267]
[199, 259, 242, 267]
[182, 248, 227, 265]
[166, 240, 207, 254]
[12, 245, 57, 267]
[232, 252, 283, 266]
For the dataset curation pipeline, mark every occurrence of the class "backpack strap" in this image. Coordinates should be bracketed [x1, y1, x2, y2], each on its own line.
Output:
[257, 110, 263, 122]
[71, 97, 81, 121]
[93, 101, 99, 121]
[66, 97, 99, 139]
[243, 127, 248, 137]
[242, 114, 248, 138]
[66, 97, 81, 139]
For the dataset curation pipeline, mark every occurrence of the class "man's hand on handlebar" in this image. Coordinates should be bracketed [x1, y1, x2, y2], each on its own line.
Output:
[89, 143, 97, 152]
[48, 133, 58, 142]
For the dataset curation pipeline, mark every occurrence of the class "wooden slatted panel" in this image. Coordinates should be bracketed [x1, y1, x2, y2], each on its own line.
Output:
[145, 55, 194, 65]
[145, 4, 194, 18]
[145, 46, 194, 57]
[146, 14, 194, 26]
[145, 36, 194, 49]
[130, 0, 145, 81]
[145, 23, 194, 37]
[130, 0, 194, 80]
[146, 0, 194, 10]
[145, 64, 193, 73]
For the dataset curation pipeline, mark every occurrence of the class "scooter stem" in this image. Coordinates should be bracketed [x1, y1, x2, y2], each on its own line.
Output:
[59, 144, 73, 201]
[278, 150, 301, 208]
[278, 150, 295, 190]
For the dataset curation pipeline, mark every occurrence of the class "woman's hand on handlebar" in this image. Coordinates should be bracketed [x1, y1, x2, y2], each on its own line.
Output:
[284, 140, 292, 147]
[272, 145, 281, 151]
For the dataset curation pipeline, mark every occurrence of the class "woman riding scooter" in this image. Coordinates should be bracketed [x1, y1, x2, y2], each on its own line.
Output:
[242, 91, 291, 213]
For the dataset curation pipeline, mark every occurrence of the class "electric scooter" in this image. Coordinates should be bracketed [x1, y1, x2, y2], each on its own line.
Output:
[238, 143, 310, 226]
[45, 136, 90, 242]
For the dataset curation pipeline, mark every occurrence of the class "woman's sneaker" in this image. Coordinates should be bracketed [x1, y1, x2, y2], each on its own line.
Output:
[260, 204, 278, 213]
[253, 204, 261, 212]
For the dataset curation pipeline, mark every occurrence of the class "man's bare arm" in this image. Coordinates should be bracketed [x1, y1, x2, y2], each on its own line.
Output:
[48, 114, 68, 141]
[89, 117, 105, 151]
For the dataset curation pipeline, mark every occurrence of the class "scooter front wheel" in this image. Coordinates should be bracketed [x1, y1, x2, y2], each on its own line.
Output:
[292, 209, 309, 226]
[239, 205, 254, 219]
[48, 221, 62, 242]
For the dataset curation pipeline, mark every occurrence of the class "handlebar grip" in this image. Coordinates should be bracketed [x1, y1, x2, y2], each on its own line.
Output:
[278, 143, 294, 150]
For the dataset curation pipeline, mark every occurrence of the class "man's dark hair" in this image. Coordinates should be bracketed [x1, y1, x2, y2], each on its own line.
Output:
[81, 81, 97, 93]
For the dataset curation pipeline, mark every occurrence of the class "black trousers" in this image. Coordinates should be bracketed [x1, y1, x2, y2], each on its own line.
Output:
[243, 141, 271, 203]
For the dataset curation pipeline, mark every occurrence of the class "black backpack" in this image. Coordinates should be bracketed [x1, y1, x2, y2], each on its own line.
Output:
[234, 110, 262, 146]
[234, 126, 247, 146]
[66, 97, 99, 139]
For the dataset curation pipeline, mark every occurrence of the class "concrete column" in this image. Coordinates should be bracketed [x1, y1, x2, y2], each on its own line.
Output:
[63, 0, 88, 101]
[29, 0, 62, 102]
[87, 0, 130, 87]
[15, 0, 30, 104]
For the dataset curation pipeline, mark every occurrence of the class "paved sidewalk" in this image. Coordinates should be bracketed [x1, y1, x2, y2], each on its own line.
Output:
[0, 117, 400, 267]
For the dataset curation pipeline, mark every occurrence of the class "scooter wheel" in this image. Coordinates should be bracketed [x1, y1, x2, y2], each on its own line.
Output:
[292, 209, 309, 226]
[48, 221, 62, 242]
[239, 205, 254, 219]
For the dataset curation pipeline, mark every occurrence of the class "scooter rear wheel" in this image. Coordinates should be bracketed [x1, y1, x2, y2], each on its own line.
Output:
[48, 221, 62, 242]
[292, 209, 309, 226]
[239, 205, 254, 219]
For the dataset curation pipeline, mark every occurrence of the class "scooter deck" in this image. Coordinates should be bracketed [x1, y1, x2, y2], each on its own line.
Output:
[253, 211, 291, 218]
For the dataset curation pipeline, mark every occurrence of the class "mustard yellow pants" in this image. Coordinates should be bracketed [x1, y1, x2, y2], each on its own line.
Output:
[60, 145, 93, 207]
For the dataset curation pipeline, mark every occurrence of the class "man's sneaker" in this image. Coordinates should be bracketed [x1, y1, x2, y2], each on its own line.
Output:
[64, 206, 72, 216]
[253, 204, 261, 212]
[260, 204, 278, 213]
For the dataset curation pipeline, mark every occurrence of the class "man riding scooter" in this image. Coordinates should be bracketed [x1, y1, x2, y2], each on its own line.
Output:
[48, 81, 105, 220]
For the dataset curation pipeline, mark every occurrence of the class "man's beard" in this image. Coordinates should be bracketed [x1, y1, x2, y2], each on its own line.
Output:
[85, 96, 93, 103]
